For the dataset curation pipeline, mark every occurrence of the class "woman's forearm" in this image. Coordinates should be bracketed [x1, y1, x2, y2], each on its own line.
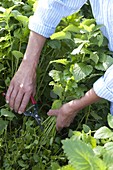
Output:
[22, 31, 46, 68]
[70, 88, 101, 112]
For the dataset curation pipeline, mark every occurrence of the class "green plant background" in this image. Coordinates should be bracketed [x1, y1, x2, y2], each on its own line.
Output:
[0, 0, 113, 170]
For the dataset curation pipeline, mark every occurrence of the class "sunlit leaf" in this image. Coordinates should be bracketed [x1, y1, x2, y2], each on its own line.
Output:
[94, 126, 113, 139]
[62, 139, 106, 170]
[71, 43, 84, 55]
[51, 31, 71, 40]
[50, 59, 69, 65]
[63, 24, 80, 33]
[70, 63, 93, 82]
[49, 70, 61, 82]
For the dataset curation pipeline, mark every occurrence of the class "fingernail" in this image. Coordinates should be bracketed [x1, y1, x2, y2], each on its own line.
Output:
[6, 100, 9, 104]
[18, 111, 22, 114]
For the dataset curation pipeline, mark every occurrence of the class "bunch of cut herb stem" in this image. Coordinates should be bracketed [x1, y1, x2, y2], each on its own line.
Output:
[38, 116, 56, 148]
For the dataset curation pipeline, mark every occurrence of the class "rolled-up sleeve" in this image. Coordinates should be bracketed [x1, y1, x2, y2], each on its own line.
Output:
[93, 64, 113, 114]
[29, 0, 87, 38]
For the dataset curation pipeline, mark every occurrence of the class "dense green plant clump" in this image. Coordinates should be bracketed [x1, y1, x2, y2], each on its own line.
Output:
[0, 0, 113, 169]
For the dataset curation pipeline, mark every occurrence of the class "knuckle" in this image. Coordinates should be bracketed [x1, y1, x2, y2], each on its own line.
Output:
[22, 86, 32, 93]
[26, 86, 32, 92]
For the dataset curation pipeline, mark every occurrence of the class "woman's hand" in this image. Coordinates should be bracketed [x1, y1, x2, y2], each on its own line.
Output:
[47, 101, 80, 131]
[47, 89, 101, 131]
[6, 61, 36, 113]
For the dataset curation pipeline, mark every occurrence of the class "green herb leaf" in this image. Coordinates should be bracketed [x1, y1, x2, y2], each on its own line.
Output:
[52, 100, 62, 109]
[12, 50, 23, 59]
[70, 63, 93, 82]
[51, 31, 71, 40]
[1, 109, 15, 118]
[62, 139, 106, 170]
[94, 126, 113, 139]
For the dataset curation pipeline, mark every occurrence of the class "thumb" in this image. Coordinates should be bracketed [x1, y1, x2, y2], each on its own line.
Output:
[47, 109, 59, 116]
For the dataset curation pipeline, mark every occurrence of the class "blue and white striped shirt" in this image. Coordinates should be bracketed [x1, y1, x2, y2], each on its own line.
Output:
[29, 0, 113, 114]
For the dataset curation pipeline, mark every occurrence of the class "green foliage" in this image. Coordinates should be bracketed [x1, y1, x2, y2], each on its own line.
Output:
[49, 14, 113, 108]
[0, 0, 113, 169]
[0, 117, 63, 170]
[60, 114, 113, 170]
[62, 139, 106, 170]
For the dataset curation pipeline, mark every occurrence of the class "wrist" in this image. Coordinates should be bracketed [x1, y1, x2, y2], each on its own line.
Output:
[22, 31, 46, 66]
[67, 99, 81, 114]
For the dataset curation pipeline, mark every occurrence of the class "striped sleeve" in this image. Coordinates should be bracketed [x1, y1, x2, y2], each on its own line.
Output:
[29, 0, 87, 38]
[93, 64, 113, 103]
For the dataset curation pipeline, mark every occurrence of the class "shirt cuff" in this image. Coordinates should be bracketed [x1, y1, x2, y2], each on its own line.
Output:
[29, 18, 55, 38]
[29, 0, 87, 38]
[93, 76, 113, 102]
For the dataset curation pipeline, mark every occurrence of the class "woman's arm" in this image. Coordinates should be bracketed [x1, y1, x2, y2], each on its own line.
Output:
[47, 88, 101, 131]
[6, 31, 46, 113]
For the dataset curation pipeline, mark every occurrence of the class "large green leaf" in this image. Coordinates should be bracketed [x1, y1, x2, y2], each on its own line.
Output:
[70, 63, 93, 82]
[62, 139, 106, 170]
[94, 126, 113, 139]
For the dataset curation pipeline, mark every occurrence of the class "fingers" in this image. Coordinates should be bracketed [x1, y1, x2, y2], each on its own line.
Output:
[6, 82, 14, 103]
[13, 89, 25, 113]
[6, 82, 32, 113]
[18, 93, 31, 113]
[9, 87, 19, 110]
[47, 108, 76, 131]
[47, 109, 63, 131]
[56, 122, 63, 132]
[47, 109, 59, 116]
[47, 109, 62, 131]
